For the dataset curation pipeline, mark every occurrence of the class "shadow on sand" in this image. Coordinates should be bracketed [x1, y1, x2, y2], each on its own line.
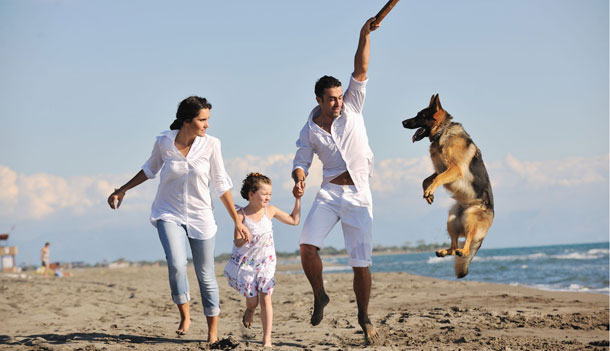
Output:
[3, 332, 201, 346]
[1, 333, 307, 350]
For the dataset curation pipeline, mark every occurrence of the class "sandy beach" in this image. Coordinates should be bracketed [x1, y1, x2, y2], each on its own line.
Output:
[1, 262, 608, 351]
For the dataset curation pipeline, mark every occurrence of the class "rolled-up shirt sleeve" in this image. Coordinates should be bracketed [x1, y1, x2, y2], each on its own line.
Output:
[293, 123, 314, 176]
[209, 139, 233, 196]
[142, 138, 164, 179]
[343, 75, 367, 115]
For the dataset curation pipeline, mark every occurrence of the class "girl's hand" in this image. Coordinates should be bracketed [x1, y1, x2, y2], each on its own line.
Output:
[108, 189, 126, 209]
[293, 180, 305, 198]
[234, 238, 247, 248]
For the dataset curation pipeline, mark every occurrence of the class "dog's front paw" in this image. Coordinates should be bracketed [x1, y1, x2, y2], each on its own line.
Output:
[436, 249, 447, 257]
[423, 192, 434, 204]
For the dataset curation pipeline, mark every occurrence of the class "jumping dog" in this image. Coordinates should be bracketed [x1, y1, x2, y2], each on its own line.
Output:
[402, 94, 494, 278]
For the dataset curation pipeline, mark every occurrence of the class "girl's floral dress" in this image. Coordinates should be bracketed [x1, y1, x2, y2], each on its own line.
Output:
[224, 206, 276, 297]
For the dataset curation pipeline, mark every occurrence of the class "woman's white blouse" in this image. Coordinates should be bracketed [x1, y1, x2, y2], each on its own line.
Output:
[142, 130, 233, 240]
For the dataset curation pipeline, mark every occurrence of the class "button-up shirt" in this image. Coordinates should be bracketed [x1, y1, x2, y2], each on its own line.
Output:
[142, 130, 233, 240]
[293, 76, 374, 193]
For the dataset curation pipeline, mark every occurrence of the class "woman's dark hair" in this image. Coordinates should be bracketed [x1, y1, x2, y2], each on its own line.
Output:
[240, 172, 272, 200]
[314, 75, 342, 99]
[170, 96, 212, 130]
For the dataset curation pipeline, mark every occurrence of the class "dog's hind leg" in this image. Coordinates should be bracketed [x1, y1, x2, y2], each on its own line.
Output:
[454, 240, 482, 278]
[436, 205, 462, 257]
[456, 207, 492, 257]
[454, 207, 493, 278]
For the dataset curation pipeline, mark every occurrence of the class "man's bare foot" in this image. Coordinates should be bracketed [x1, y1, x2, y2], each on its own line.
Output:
[358, 317, 379, 344]
[242, 308, 255, 328]
[176, 318, 190, 335]
[310, 291, 330, 326]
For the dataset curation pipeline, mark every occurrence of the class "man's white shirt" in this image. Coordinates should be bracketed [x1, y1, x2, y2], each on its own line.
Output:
[293, 75, 374, 197]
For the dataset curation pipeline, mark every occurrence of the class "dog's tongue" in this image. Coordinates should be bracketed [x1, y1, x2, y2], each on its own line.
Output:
[412, 128, 426, 142]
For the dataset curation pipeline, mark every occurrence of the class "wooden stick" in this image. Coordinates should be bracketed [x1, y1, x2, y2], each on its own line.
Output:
[371, 0, 400, 28]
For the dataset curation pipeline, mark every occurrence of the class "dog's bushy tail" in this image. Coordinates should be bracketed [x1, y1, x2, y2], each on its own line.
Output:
[454, 239, 483, 279]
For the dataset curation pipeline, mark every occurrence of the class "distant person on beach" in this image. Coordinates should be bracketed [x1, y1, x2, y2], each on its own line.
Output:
[291, 17, 380, 344]
[224, 172, 301, 348]
[40, 242, 50, 278]
[107, 96, 250, 343]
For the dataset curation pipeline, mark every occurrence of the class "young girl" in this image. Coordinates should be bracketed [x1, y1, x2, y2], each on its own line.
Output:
[224, 172, 301, 348]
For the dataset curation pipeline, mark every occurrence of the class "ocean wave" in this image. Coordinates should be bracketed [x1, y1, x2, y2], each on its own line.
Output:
[587, 248, 609, 255]
[517, 283, 609, 295]
[551, 251, 607, 260]
[471, 249, 607, 262]
[426, 252, 552, 264]
[426, 256, 454, 264]
[472, 252, 547, 262]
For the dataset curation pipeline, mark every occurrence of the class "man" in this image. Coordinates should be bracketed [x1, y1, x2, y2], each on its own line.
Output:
[292, 17, 380, 344]
[41, 242, 50, 278]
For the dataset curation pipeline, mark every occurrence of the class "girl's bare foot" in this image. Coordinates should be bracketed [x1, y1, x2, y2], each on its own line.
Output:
[176, 318, 190, 335]
[207, 332, 218, 343]
[242, 307, 255, 328]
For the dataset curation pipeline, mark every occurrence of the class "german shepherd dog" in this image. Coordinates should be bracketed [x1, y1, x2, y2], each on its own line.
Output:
[402, 94, 494, 278]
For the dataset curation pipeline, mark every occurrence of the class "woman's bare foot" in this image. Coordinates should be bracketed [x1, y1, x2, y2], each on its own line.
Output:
[207, 315, 218, 343]
[242, 307, 255, 328]
[176, 318, 190, 335]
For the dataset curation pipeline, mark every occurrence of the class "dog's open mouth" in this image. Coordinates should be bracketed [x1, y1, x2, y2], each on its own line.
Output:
[412, 127, 427, 142]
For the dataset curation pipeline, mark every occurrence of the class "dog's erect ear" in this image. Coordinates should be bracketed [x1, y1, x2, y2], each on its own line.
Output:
[429, 94, 436, 107]
[434, 94, 443, 112]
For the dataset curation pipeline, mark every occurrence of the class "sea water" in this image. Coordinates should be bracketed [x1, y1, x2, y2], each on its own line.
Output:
[281, 242, 609, 295]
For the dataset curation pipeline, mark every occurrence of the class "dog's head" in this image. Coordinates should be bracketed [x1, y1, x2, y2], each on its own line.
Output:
[402, 94, 449, 142]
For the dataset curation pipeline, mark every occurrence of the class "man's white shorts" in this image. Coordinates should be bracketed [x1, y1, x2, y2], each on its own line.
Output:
[300, 183, 373, 267]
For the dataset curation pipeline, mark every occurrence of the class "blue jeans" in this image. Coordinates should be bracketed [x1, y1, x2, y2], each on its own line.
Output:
[157, 220, 220, 316]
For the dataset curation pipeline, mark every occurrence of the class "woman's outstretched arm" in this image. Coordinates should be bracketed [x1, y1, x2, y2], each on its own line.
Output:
[107, 170, 148, 209]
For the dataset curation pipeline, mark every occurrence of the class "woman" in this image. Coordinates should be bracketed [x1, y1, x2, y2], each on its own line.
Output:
[107, 96, 250, 342]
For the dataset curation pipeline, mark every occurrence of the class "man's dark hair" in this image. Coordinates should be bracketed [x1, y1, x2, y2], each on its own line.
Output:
[315, 75, 342, 99]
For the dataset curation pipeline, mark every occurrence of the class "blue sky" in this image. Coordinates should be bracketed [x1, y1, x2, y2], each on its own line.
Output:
[0, 0, 608, 266]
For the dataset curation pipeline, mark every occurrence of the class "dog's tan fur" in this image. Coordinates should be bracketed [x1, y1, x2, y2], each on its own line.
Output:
[404, 95, 494, 278]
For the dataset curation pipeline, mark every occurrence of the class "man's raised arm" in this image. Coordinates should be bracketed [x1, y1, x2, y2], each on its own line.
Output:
[353, 17, 380, 82]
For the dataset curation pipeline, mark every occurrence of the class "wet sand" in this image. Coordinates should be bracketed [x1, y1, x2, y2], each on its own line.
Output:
[1, 263, 608, 350]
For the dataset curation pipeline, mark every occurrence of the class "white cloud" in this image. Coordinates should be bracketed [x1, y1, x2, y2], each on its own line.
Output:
[0, 166, 18, 208]
[0, 153, 607, 220]
[224, 154, 323, 197]
[0, 168, 155, 220]
[370, 156, 433, 193]
[496, 153, 608, 188]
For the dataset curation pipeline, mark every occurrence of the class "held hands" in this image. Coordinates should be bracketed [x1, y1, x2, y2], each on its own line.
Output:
[234, 221, 251, 247]
[292, 179, 305, 198]
[107, 189, 126, 209]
